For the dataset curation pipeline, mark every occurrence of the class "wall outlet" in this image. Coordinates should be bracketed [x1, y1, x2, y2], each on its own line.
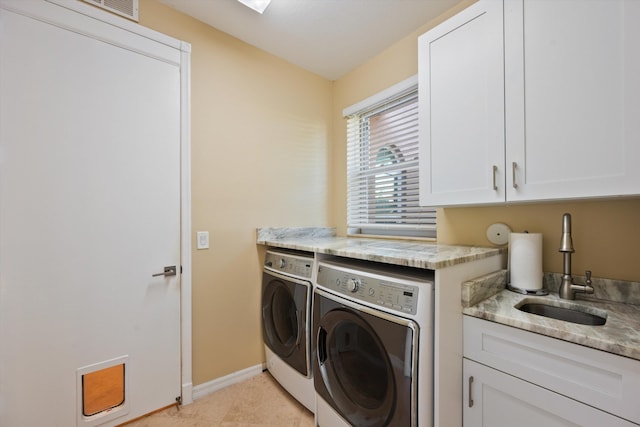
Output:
[196, 231, 209, 250]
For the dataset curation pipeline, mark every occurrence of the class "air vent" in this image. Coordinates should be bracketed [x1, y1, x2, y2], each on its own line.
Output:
[82, 0, 139, 21]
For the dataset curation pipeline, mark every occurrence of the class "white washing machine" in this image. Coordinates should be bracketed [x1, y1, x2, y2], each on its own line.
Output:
[313, 258, 434, 427]
[262, 249, 315, 412]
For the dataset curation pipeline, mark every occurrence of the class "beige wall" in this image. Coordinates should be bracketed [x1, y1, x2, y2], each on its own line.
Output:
[139, 0, 333, 385]
[437, 200, 640, 281]
[140, 0, 639, 388]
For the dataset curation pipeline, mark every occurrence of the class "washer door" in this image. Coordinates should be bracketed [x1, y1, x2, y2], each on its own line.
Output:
[314, 289, 418, 427]
[262, 271, 311, 377]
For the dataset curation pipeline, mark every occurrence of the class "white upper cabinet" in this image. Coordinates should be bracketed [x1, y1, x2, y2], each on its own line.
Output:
[418, 0, 505, 206]
[505, 0, 640, 201]
[419, 0, 640, 207]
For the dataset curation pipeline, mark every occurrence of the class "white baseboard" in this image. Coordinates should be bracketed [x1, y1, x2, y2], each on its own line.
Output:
[191, 364, 265, 401]
[181, 382, 193, 405]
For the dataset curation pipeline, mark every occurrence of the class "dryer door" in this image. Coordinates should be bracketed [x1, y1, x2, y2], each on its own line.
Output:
[313, 289, 418, 427]
[262, 271, 311, 376]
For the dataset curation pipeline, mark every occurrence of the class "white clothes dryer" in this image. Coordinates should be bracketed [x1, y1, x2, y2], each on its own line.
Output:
[262, 249, 315, 412]
[313, 258, 434, 427]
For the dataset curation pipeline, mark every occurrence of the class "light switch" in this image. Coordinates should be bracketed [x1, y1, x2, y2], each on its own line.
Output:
[196, 231, 209, 250]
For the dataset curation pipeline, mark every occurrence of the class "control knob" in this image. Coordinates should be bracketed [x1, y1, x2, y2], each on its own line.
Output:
[346, 278, 360, 293]
[279, 259, 286, 269]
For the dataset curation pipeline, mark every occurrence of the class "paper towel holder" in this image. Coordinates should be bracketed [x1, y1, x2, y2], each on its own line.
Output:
[507, 284, 548, 295]
[507, 231, 548, 296]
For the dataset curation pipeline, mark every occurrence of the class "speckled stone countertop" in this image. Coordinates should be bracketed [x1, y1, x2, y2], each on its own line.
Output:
[257, 227, 505, 270]
[462, 271, 640, 361]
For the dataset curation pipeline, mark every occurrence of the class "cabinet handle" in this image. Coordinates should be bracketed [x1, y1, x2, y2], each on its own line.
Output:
[492, 165, 498, 191]
[468, 376, 474, 408]
[512, 162, 518, 189]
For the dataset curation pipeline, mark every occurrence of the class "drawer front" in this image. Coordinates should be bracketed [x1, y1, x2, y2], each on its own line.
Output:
[463, 316, 640, 424]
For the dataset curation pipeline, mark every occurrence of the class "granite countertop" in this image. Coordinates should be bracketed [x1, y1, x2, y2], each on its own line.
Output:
[257, 227, 505, 270]
[462, 270, 640, 362]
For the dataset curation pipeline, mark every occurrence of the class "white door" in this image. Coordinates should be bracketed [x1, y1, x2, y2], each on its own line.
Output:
[0, 2, 185, 425]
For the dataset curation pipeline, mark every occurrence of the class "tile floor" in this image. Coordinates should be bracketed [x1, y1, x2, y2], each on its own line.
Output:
[124, 372, 315, 427]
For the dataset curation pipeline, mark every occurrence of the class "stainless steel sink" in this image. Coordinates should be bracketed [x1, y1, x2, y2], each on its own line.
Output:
[516, 300, 607, 326]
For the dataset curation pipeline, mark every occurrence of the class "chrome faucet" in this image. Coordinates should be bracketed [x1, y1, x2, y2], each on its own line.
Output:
[558, 213, 594, 300]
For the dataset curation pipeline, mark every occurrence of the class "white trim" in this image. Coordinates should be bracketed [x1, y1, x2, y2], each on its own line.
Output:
[179, 42, 194, 406]
[343, 74, 418, 117]
[44, 0, 180, 49]
[181, 382, 194, 406]
[192, 364, 266, 401]
[0, 0, 182, 66]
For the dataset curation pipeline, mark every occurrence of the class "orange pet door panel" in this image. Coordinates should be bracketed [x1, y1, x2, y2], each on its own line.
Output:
[77, 356, 130, 426]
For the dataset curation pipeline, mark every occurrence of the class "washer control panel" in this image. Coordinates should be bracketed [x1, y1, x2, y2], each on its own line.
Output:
[264, 250, 313, 280]
[317, 262, 429, 315]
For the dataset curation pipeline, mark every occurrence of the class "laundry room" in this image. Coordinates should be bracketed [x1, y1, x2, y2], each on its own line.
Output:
[138, 2, 640, 420]
[1, 0, 640, 426]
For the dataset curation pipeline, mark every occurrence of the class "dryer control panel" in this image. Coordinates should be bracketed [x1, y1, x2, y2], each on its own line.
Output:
[317, 261, 432, 316]
[264, 250, 313, 280]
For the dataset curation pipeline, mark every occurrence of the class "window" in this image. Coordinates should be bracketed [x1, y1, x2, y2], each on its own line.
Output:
[345, 76, 436, 238]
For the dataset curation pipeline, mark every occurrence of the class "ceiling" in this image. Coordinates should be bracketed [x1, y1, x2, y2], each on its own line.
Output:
[157, 0, 462, 80]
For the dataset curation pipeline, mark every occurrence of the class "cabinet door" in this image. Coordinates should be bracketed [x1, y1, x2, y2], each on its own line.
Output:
[505, 0, 640, 201]
[418, 0, 505, 206]
[463, 359, 635, 427]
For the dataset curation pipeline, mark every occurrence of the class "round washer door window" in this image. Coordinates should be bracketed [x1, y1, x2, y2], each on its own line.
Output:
[318, 310, 395, 427]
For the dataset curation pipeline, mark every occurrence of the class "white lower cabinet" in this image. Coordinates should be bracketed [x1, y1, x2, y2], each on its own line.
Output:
[463, 359, 635, 427]
[463, 316, 640, 426]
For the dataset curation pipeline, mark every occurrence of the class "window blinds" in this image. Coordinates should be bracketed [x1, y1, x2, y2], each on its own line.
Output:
[346, 80, 436, 238]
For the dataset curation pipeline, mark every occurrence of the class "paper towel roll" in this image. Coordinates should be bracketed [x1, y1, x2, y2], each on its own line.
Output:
[509, 232, 543, 291]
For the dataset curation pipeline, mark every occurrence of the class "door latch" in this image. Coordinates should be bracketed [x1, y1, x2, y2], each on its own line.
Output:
[152, 265, 177, 277]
